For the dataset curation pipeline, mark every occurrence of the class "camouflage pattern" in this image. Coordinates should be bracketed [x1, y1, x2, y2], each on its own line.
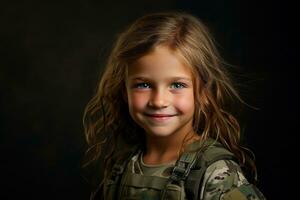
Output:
[115, 151, 185, 200]
[200, 159, 250, 199]
[103, 141, 266, 200]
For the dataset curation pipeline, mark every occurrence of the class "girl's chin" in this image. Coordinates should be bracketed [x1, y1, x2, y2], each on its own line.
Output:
[144, 128, 177, 138]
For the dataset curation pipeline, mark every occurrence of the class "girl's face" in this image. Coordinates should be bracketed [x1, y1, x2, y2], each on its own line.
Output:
[125, 45, 195, 139]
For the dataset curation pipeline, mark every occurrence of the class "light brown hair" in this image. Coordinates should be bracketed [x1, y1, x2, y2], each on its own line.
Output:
[83, 11, 256, 182]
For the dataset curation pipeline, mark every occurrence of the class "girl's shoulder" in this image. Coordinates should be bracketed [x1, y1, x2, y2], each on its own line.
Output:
[200, 159, 248, 199]
[185, 139, 266, 199]
[201, 159, 266, 199]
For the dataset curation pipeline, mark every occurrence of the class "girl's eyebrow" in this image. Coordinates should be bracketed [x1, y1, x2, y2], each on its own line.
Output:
[130, 76, 192, 82]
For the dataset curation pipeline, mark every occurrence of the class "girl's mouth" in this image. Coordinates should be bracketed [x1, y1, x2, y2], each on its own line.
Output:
[144, 113, 177, 121]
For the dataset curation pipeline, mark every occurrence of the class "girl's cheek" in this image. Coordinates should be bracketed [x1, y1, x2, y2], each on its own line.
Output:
[129, 93, 149, 109]
[174, 92, 195, 112]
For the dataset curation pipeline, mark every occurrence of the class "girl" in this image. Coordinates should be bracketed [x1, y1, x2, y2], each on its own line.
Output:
[82, 11, 266, 200]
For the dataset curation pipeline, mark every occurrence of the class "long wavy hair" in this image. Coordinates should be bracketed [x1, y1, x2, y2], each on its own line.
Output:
[83, 11, 257, 184]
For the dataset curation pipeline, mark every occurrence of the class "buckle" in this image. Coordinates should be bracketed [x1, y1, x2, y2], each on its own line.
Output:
[171, 165, 189, 181]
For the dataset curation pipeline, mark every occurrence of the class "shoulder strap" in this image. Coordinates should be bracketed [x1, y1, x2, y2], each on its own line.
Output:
[186, 140, 236, 200]
[90, 146, 140, 200]
[185, 140, 236, 200]
[169, 149, 199, 182]
[161, 139, 236, 200]
[160, 145, 200, 199]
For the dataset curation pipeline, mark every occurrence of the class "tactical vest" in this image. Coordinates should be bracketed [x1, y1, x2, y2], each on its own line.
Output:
[92, 139, 266, 200]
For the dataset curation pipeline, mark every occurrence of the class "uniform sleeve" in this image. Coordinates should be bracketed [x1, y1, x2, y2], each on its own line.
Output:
[199, 160, 249, 200]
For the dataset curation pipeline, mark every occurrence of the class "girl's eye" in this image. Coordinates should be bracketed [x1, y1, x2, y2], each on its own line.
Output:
[170, 82, 186, 89]
[135, 83, 151, 89]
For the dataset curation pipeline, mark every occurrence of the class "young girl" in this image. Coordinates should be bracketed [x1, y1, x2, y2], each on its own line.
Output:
[82, 11, 266, 200]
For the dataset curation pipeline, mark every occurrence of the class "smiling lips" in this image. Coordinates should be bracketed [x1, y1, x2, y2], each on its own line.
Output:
[144, 113, 177, 121]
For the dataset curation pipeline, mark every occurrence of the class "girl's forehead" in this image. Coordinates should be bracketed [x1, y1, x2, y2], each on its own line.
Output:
[127, 45, 193, 78]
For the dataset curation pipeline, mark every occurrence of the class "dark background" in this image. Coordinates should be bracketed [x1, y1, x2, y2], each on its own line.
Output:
[1, 0, 294, 199]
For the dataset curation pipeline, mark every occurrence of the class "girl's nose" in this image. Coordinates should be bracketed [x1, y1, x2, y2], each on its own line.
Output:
[147, 90, 170, 109]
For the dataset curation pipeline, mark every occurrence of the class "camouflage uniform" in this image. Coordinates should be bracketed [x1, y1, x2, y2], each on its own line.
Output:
[201, 160, 250, 199]
[100, 139, 266, 200]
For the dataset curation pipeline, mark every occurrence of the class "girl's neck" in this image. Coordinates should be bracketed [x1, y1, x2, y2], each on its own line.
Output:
[143, 131, 201, 165]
